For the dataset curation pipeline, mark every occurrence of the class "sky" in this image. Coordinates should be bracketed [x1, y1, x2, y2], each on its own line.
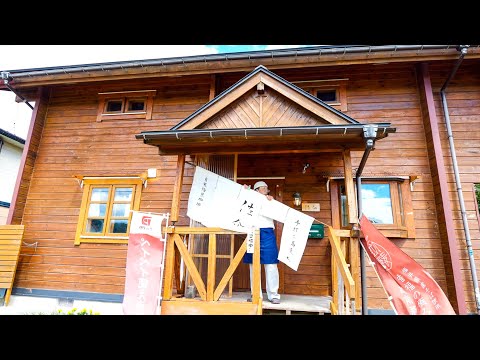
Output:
[0, 45, 312, 139]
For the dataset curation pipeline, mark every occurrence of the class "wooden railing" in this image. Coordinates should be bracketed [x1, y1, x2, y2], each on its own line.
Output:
[327, 226, 358, 315]
[160, 226, 263, 315]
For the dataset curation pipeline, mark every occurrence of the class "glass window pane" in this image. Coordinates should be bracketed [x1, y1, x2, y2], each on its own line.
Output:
[109, 220, 128, 233]
[91, 188, 109, 201]
[106, 100, 123, 112]
[86, 219, 104, 233]
[88, 203, 107, 217]
[361, 184, 393, 224]
[316, 90, 337, 102]
[114, 188, 132, 201]
[112, 203, 130, 217]
[128, 100, 145, 111]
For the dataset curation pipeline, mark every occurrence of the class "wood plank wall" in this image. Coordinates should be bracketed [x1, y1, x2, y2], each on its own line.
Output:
[14, 62, 477, 311]
[428, 61, 480, 314]
[15, 76, 210, 294]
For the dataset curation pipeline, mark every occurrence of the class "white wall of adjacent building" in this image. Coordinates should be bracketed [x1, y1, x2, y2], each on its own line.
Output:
[0, 139, 24, 224]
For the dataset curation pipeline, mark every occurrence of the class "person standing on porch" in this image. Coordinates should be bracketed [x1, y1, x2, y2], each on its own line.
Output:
[243, 181, 281, 304]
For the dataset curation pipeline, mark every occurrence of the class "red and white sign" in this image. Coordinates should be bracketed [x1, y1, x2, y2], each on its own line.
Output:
[122, 211, 169, 315]
[359, 215, 456, 315]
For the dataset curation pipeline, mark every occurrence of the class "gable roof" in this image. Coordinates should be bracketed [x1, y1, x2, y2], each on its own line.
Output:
[172, 65, 359, 130]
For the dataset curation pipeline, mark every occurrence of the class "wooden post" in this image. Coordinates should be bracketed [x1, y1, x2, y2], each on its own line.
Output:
[163, 231, 175, 300]
[344, 149, 360, 311]
[252, 229, 261, 307]
[207, 233, 216, 301]
[349, 236, 361, 312]
[228, 153, 238, 297]
[209, 75, 216, 101]
[170, 154, 185, 223]
[343, 149, 357, 225]
[170, 154, 185, 296]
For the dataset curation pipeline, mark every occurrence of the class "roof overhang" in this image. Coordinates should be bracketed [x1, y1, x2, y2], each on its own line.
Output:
[2, 45, 479, 89]
[135, 123, 395, 155]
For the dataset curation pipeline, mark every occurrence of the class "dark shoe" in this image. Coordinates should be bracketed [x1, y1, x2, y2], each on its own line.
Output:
[247, 296, 252, 302]
[270, 298, 280, 304]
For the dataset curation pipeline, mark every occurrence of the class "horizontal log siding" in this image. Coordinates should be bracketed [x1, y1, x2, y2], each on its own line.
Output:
[15, 76, 210, 294]
[428, 60, 480, 314]
[233, 63, 449, 309]
[15, 62, 464, 311]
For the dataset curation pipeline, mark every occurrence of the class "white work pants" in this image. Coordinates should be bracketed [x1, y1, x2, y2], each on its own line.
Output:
[249, 263, 280, 301]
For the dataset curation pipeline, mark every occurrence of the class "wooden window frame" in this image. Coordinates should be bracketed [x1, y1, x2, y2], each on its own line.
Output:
[96, 90, 156, 122]
[74, 177, 143, 245]
[294, 79, 348, 111]
[330, 178, 415, 238]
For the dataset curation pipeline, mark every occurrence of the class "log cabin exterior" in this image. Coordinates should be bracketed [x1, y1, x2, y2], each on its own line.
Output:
[1, 45, 480, 314]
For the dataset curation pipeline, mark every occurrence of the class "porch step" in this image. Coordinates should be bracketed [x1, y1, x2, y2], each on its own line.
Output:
[262, 294, 332, 315]
[221, 292, 332, 315]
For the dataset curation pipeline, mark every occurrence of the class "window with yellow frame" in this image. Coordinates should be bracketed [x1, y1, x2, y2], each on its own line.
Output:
[74, 177, 143, 245]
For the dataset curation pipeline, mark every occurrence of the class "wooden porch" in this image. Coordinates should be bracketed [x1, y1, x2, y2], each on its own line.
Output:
[181, 291, 332, 315]
[160, 218, 358, 315]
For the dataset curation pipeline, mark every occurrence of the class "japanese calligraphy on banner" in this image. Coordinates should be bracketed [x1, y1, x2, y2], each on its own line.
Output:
[246, 227, 256, 254]
[218, 186, 264, 232]
[278, 209, 315, 271]
[122, 211, 169, 315]
[187, 166, 314, 270]
[359, 215, 456, 315]
[187, 166, 219, 225]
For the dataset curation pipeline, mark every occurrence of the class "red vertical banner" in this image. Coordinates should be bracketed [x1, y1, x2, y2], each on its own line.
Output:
[122, 211, 169, 315]
[359, 215, 456, 315]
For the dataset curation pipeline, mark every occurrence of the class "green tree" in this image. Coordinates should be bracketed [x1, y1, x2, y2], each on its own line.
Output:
[475, 184, 480, 210]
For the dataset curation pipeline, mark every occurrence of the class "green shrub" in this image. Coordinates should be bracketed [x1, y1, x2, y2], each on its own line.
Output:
[25, 307, 100, 315]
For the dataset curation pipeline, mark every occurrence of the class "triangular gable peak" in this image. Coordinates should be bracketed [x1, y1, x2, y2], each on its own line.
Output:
[173, 65, 359, 131]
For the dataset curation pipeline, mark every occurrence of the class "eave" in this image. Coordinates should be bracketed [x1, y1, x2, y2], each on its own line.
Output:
[2, 45, 479, 89]
[135, 123, 395, 155]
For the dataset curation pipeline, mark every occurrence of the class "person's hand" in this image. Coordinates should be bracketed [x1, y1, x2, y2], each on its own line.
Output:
[243, 184, 249, 189]
[266, 195, 273, 201]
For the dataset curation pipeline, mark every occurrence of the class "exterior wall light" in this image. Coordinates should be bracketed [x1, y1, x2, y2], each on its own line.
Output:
[293, 192, 302, 206]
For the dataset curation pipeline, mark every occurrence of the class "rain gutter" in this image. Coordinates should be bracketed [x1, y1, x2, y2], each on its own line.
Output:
[439, 45, 480, 314]
[3, 45, 456, 79]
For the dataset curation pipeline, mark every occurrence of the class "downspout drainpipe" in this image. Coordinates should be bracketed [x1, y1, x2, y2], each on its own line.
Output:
[440, 45, 480, 314]
[1, 71, 34, 110]
[356, 124, 378, 315]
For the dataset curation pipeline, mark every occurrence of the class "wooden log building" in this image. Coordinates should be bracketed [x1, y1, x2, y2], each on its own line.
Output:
[1, 45, 480, 315]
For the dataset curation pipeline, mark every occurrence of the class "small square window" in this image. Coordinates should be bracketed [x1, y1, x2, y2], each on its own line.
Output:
[97, 90, 156, 122]
[295, 80, 348, 111]
[316, 90, 337, 102]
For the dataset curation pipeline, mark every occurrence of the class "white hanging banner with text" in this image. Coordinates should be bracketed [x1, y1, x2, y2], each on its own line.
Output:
[278, 209, 314, 271]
